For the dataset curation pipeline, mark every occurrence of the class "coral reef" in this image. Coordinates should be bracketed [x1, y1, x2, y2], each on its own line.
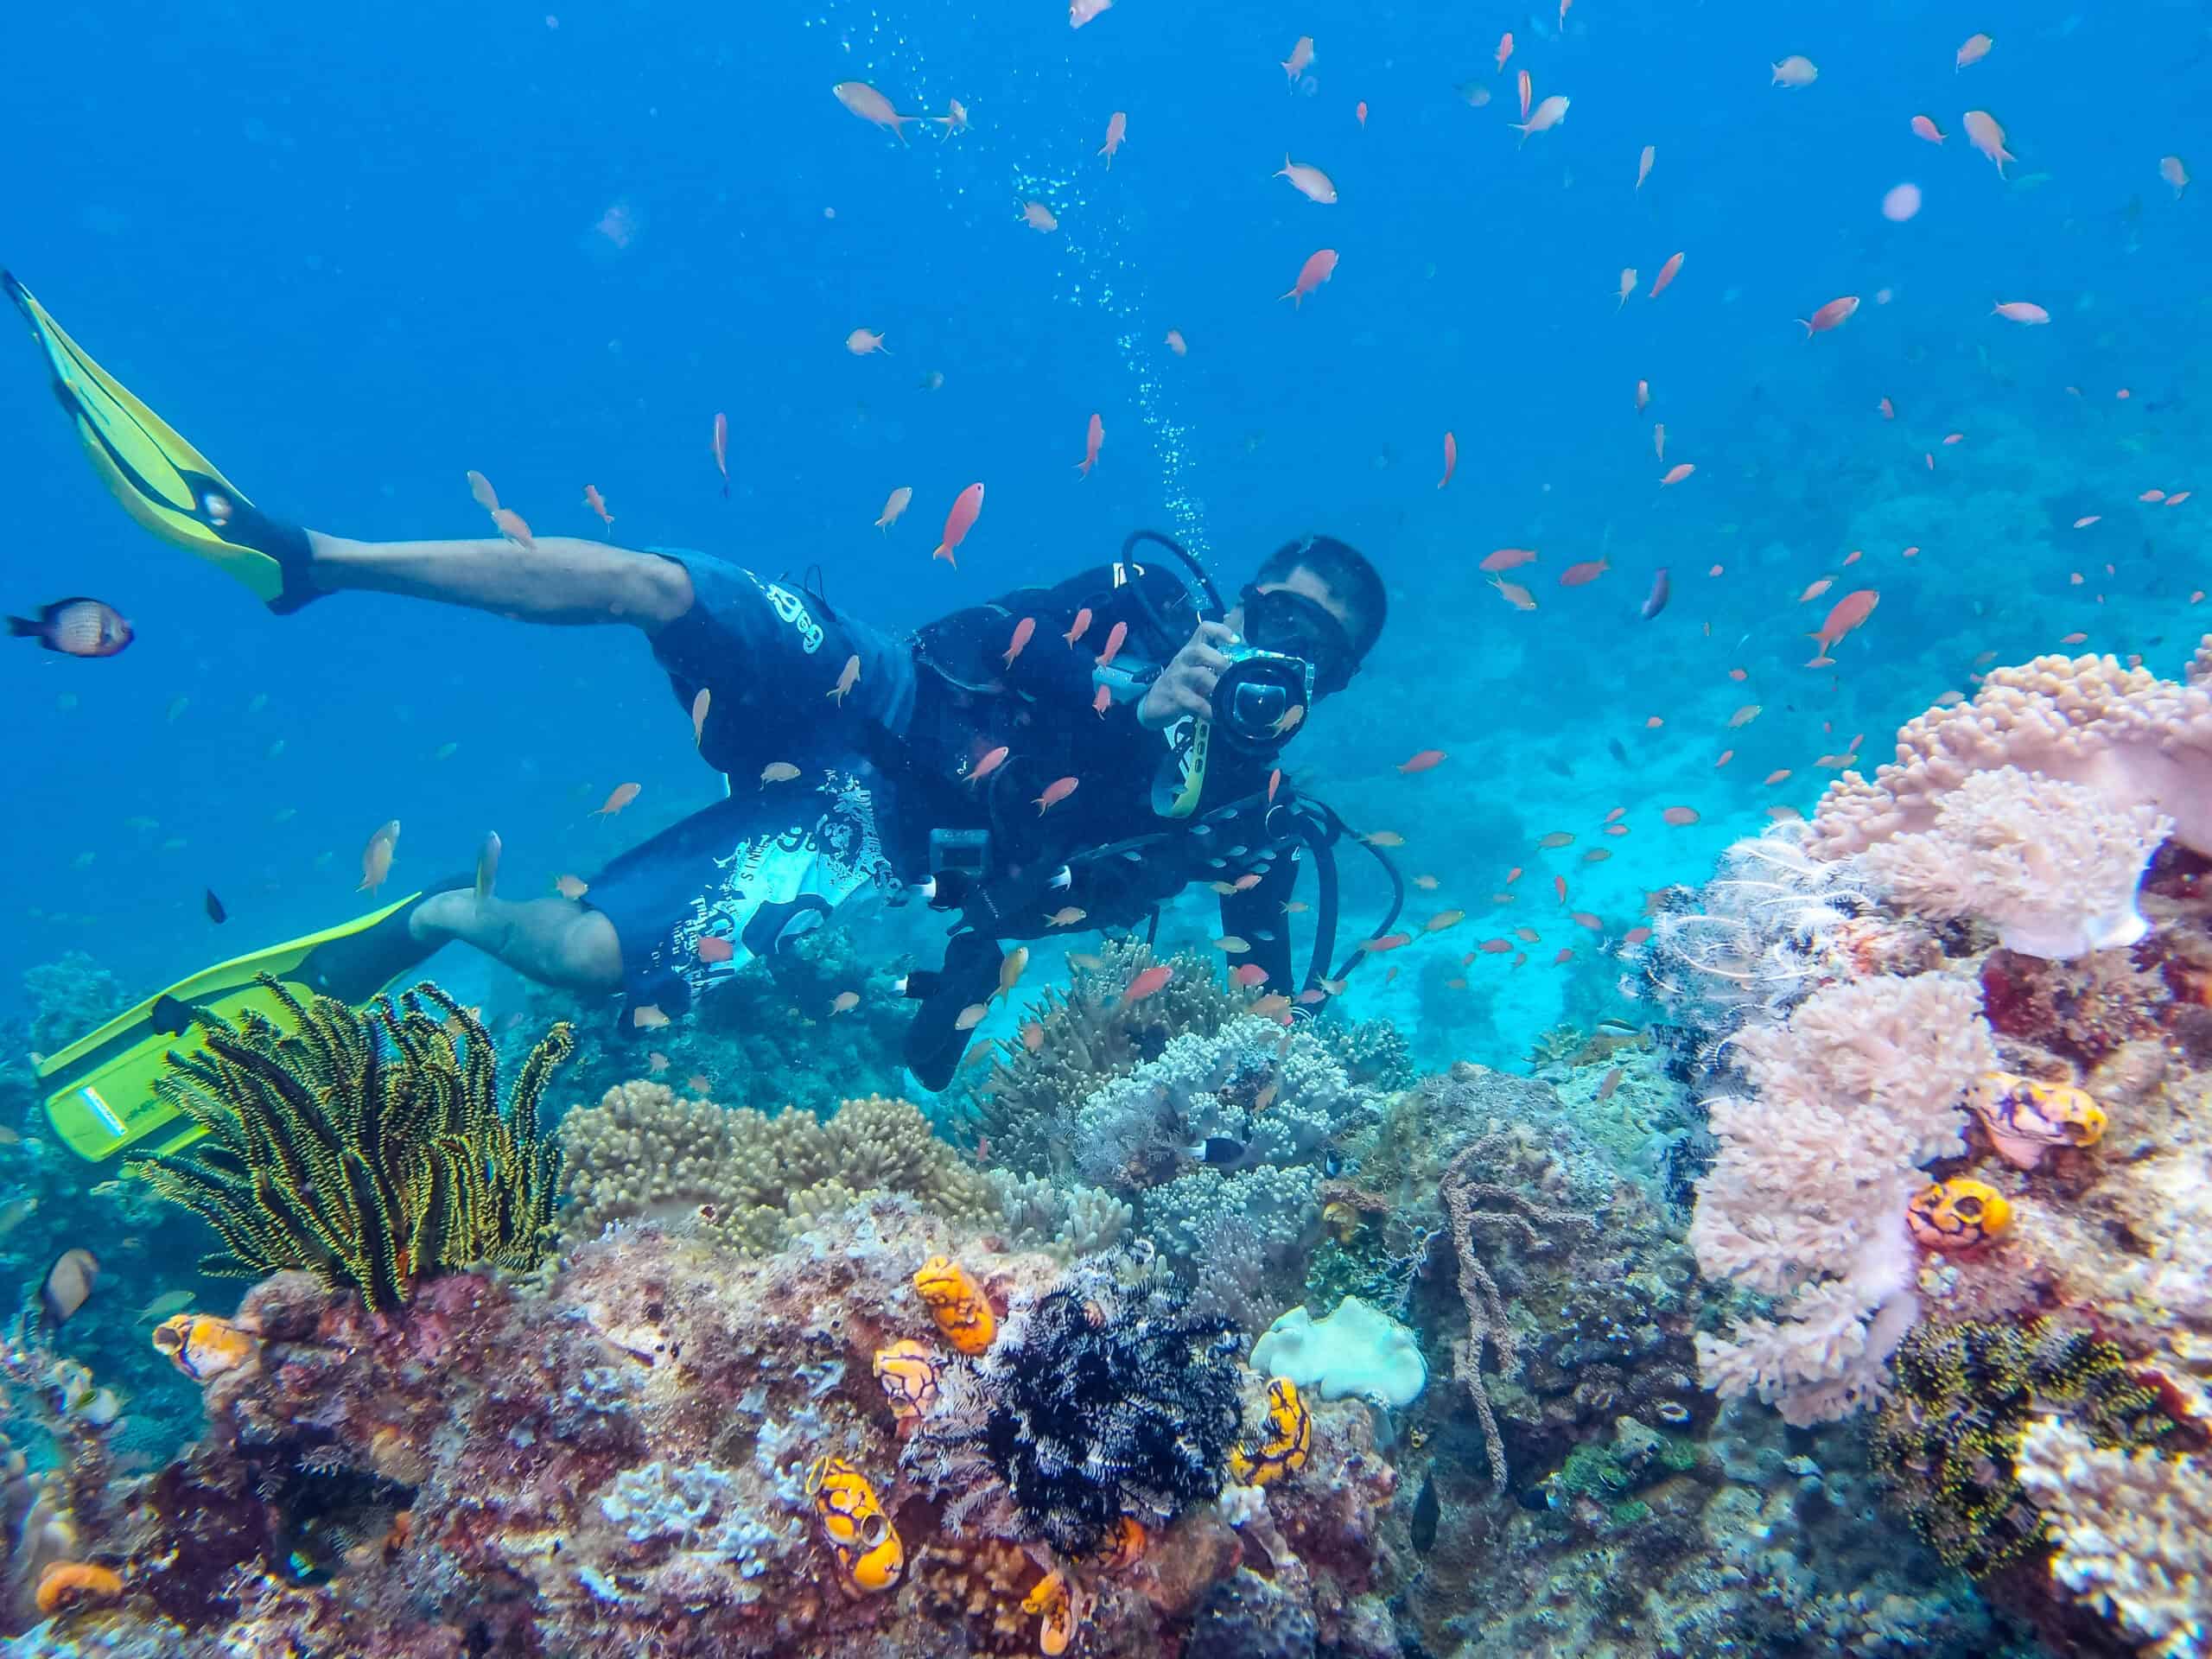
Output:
[1854, 766, 2171, 959]
[1868, 1317, 2173, 1576]
[969, 940, 1247, 1172]
[1689, 972, 1998, 1425]
[559, 1085, 1006, 1255]
[132, 979, 569, 1312]
[2015, 1417, 2212, 1658]
[60, 1201, 1400, 1656]
[905, 1249, 1242, 1554]
[1809, 640, 2212, 857]
[1438, 1124, 1598, 1487]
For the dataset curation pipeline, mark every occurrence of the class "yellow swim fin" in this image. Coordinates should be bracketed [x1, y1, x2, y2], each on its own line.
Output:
[35, 887, 449, 1166]
[4, 270, 317, 613]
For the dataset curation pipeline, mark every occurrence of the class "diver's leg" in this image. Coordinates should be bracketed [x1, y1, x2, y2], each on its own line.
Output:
[405, 891, 624, 993]
[303, 532, 694, 630]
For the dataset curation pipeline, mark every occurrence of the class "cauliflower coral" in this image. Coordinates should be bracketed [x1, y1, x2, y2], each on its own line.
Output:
[1855, 766, 2171, 959]
[1690, 973, 1997, 1426]
[1810, 639, 2212, 858]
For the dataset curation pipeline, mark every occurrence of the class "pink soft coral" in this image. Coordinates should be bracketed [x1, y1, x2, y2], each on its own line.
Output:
[1856, 766, 2171, 959]
[1690, 973, 1997, 1425]
[1811, 638, 2212, 858]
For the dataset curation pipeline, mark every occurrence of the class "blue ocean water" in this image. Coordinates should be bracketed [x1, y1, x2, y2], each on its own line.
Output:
[2, 0, 2203, 1073]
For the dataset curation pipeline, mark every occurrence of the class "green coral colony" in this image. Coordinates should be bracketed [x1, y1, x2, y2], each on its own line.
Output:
[7, 645, 2212, 1657]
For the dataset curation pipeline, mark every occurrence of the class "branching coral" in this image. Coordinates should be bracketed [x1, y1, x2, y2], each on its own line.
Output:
[1868, 1318, 2171, 1577]
[1854, 766, 2171, 959]
[1437, 1127, 1598, 1490]
[1810, 637, 2212, 858]
[973, 940, 1246, 1177]
[560, 1086, 999, 1255]
[2014, 1417, 2212, 1657]
[1689, 973, 1997, 1425]
[132, 979, 569, 1312]
[904, 1251, 1242, 1555]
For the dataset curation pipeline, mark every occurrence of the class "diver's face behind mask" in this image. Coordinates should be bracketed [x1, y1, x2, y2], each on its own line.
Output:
[1210, 582, 1358, 752]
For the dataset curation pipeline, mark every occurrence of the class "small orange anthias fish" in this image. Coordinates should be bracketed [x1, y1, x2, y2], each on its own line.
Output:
[804, 1456, 906, 1592]
[711, 410, 729, 496]
[152, 1313, 259, 1381]
[1281, 248, 1338, 308]
[1076, 412, 1105, 477]
[1962, 110, 2014, 175]
[1280, 34, 1313, 87]
[828, 653, 861, 705]
[1099, 111, 1126, 167]
[830, 80, 922, 144]
[358, 819, 401, 893]
[1275, 155, 1337, 203]
[1003, 615, 1036, 666]
[1799, 295, 1860, 335]
[1805, 589, 1878, 665]
[875, 485, 912, 531]
[912, 1255, 996, 1353]
[933, 482, 985, 568]
[1122, 962, 1174, 1005]
[1229, 1376, 1314, 1486]
[1649, 250, 1684, 298]
[1905, 1179, 2012, 1251]
[1438, 431, 1456, 489]
[1965, 1072, 2107, 1170]
[8, 597, 134, 658]
[593, 783, 641, 817]
[582, 484, 613, 528]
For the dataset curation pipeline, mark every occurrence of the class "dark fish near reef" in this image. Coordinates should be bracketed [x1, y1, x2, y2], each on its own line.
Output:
[6, 597, 133, 658]
[203, 887, 227, 925]
[40, 1247, 99, 1326]
[1185, 1136, 1251, 1169]
[1411, 1473, 1440, 1553]
[1640, 568, 1671, 620]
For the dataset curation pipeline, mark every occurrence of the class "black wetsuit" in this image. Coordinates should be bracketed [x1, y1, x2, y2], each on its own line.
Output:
[582, 550, 1307, 1085]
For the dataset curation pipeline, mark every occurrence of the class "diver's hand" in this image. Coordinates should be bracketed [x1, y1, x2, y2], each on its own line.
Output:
[1138, 620, 1238, 730]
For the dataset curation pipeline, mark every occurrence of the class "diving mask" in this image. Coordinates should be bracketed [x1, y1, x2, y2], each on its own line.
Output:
[1237, 584, 1357, 696]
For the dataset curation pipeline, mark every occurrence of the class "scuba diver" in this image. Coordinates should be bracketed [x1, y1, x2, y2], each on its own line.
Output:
[6, 272, 1400, 1166]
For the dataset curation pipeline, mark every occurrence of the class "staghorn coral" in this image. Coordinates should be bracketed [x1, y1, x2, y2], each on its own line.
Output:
[1855, 766, 2172, 959]
[1868, 1317, 2172, 1577]
[1810, 636, 2212, 858]
[1689, 972, 1997, 1425]
[904, 1249, 1243, 1555]
[2014, 1417, 2212, 1658]
[559, 1086, 998, 1255]
[132, 979, 568, 1313]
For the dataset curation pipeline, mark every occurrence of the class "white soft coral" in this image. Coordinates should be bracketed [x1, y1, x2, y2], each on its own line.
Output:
[1856, 767, 2171, 959]
[1689, 973, 1996, 1425]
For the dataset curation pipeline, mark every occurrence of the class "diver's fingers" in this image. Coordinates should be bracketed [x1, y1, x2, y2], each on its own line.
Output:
[1186, 664, 1221, 697]
[1191, 620, 1238, 650]
[1184, 645, 1231, 676]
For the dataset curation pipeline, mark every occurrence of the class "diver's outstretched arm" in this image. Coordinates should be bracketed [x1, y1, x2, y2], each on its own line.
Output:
[305, 531, 695, 630]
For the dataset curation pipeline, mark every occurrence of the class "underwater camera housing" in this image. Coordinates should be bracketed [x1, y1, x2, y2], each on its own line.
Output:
[1210, 645, 1317, 753]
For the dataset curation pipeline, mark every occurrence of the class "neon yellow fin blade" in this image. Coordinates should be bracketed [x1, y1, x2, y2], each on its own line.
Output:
[3, 270, 286, 605]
